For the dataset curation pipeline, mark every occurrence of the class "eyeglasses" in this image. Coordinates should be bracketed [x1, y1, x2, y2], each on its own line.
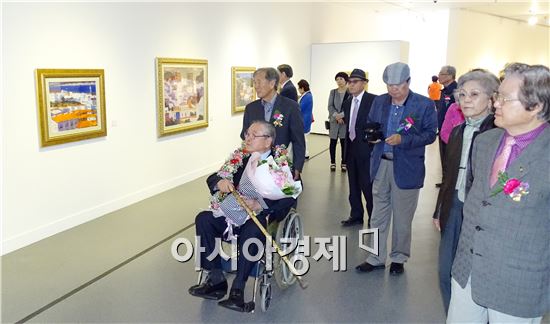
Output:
[245, 132, 270, 139]
[348, 79, 363, 85]
[457, 89, 485, 101]
[438, 72, 449, 76]
[493, 93, 520, 105]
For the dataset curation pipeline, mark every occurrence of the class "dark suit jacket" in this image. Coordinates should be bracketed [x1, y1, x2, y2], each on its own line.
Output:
[368, 91, 438, 189]
[433, 114, 496, 231]
[240, 95, 306, 172]
[207, 155, 295, 222]
[342, 91, 377, 160]
[452, 126, 550, 317]
[280, 80, 298, 102]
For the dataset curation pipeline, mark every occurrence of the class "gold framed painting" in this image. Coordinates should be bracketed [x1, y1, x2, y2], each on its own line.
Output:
[157, 57, 208, 136]
[231, 66, 256, 113]
[35, 69, 107, 147]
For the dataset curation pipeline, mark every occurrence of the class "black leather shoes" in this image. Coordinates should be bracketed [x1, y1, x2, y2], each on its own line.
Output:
[341, 218, 363, 227]
[218, 288, 254, 312]
[355, 262, 385, 273]
[188, 280, 228, 300]
[389, 262, 404, 275]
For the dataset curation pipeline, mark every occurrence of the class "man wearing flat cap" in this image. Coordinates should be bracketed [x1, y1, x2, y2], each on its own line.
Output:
[356, 62, 437, 275]
[340, 68, 377, 227]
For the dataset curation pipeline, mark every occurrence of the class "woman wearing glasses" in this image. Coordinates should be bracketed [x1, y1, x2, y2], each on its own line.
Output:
[432, 69, 500, 314]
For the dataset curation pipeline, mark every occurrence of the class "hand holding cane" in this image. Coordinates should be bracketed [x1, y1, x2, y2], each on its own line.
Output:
[230, 190, 308, 289]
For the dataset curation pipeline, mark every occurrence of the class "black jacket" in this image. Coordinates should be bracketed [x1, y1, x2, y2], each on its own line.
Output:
[280, 81, 298, 102]
[433, 114, 496, 231]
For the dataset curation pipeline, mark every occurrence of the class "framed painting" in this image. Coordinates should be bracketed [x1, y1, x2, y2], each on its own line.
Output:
[157, 57, 208, 136]
[231, 66, 256, 113]
[35, 69, 107, 147]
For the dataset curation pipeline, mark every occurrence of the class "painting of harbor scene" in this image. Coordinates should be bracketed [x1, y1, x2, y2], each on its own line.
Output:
[36, 69, 106, 147]
[157, 58, 208, 136]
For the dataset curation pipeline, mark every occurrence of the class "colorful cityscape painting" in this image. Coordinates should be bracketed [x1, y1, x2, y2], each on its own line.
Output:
[47, 81, 99, 134]
[36, 69, 106, 147]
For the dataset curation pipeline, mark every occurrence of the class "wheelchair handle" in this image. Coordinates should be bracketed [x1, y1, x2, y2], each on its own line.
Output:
[230, 190, 308, 290]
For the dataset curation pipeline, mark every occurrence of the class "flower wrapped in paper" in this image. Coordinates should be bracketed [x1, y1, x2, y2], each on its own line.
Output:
[208, 144, 301, 238]
[246, 146, 302, 200]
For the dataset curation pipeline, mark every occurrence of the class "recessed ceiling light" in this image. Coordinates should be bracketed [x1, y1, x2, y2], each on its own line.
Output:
[528, 16, 538, 25]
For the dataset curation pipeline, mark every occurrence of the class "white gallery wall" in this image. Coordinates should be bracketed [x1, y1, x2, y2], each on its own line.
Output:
[447, 9, 549, 76]
[2, 2, 549, 254]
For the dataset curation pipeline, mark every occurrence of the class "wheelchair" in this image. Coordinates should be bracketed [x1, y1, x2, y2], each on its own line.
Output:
[197, 208, 304, 313]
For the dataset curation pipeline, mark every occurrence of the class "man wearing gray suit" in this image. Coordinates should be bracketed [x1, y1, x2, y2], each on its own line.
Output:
[448, 63, 550, 323]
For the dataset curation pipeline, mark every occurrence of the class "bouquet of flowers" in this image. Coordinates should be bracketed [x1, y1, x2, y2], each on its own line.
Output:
[246, 145, 302, 200]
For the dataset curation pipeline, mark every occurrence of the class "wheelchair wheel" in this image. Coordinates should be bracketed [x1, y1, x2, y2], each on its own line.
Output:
[274, 209, 304, 289]
[259, 278, 272, 312]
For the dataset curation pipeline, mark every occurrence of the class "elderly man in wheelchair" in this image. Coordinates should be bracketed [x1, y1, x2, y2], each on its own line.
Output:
[189, 121, 299, 312]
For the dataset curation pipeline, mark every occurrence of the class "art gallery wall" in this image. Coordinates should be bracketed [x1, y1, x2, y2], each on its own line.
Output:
[447, 9, 549, 75]
[1, 2, 315, 254]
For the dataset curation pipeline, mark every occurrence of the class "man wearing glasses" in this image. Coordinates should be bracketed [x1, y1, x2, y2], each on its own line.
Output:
[436, 65, 458, 188]
[190, 121, 296, 312]
[448, 63, 550, 323]
[340, 68, 377, 227]
[241, 67, 305, 180]
[356, 62, 437, 276]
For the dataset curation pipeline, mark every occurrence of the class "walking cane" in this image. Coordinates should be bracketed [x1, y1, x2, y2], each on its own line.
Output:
[230, 190, 308, 290]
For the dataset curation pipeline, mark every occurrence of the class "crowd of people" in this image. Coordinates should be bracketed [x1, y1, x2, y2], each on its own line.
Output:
[187, 61, 550, 322]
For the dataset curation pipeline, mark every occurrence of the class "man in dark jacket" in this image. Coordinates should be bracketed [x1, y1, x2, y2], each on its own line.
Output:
[436, 65, 457, 187]
[339, 68, 377, 227]
[277, 64, 298, 102]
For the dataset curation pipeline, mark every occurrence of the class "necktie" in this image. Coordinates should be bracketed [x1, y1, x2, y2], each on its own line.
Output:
[263, 101, 273, 122]
[490, 136, 516, 186]
[349, 98, 359, 141]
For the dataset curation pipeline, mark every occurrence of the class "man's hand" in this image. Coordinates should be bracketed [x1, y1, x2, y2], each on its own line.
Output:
[243, 197, 262, 213]
[385, 134, 402, 146]
[217, 179, 234, 193]
[294, 170, 301, 180]
[433, 218, 441, 232]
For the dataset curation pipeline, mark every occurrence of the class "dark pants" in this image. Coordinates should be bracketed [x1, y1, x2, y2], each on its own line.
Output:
[438, 137, 447, 181]
[195, 211, 266, 290]
[329, 138, 346, 164]
[346, 142, 373, 224]
[438, 191, 463, 314]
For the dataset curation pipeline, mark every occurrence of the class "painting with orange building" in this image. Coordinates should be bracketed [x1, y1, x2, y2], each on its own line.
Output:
[47, 81, 101, 135]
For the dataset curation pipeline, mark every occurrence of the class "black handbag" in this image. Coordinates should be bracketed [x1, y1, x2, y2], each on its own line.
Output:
[324, 120, 330, 130]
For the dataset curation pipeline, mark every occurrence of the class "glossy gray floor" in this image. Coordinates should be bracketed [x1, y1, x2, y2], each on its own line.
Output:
[2, 134, 548, 323]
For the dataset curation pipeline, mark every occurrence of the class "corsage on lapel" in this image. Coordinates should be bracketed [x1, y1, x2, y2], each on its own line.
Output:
[273, 110, 284, 127]
[490, 171, 529, 202]
[396, 115, 416, 134]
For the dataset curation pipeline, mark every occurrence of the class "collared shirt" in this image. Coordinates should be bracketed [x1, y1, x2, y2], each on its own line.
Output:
[384, 94, 409, 153]
[261, 94, 277, 122]
[455, 115, 486, 201]
[494, 122, 549, 168]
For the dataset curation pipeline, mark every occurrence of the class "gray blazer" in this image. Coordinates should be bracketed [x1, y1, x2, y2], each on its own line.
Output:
[451, 126, 550, 318]
[327, 89, 349, 139]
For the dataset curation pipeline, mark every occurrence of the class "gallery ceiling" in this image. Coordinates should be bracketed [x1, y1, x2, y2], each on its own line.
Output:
[346, 1, 550, 27]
